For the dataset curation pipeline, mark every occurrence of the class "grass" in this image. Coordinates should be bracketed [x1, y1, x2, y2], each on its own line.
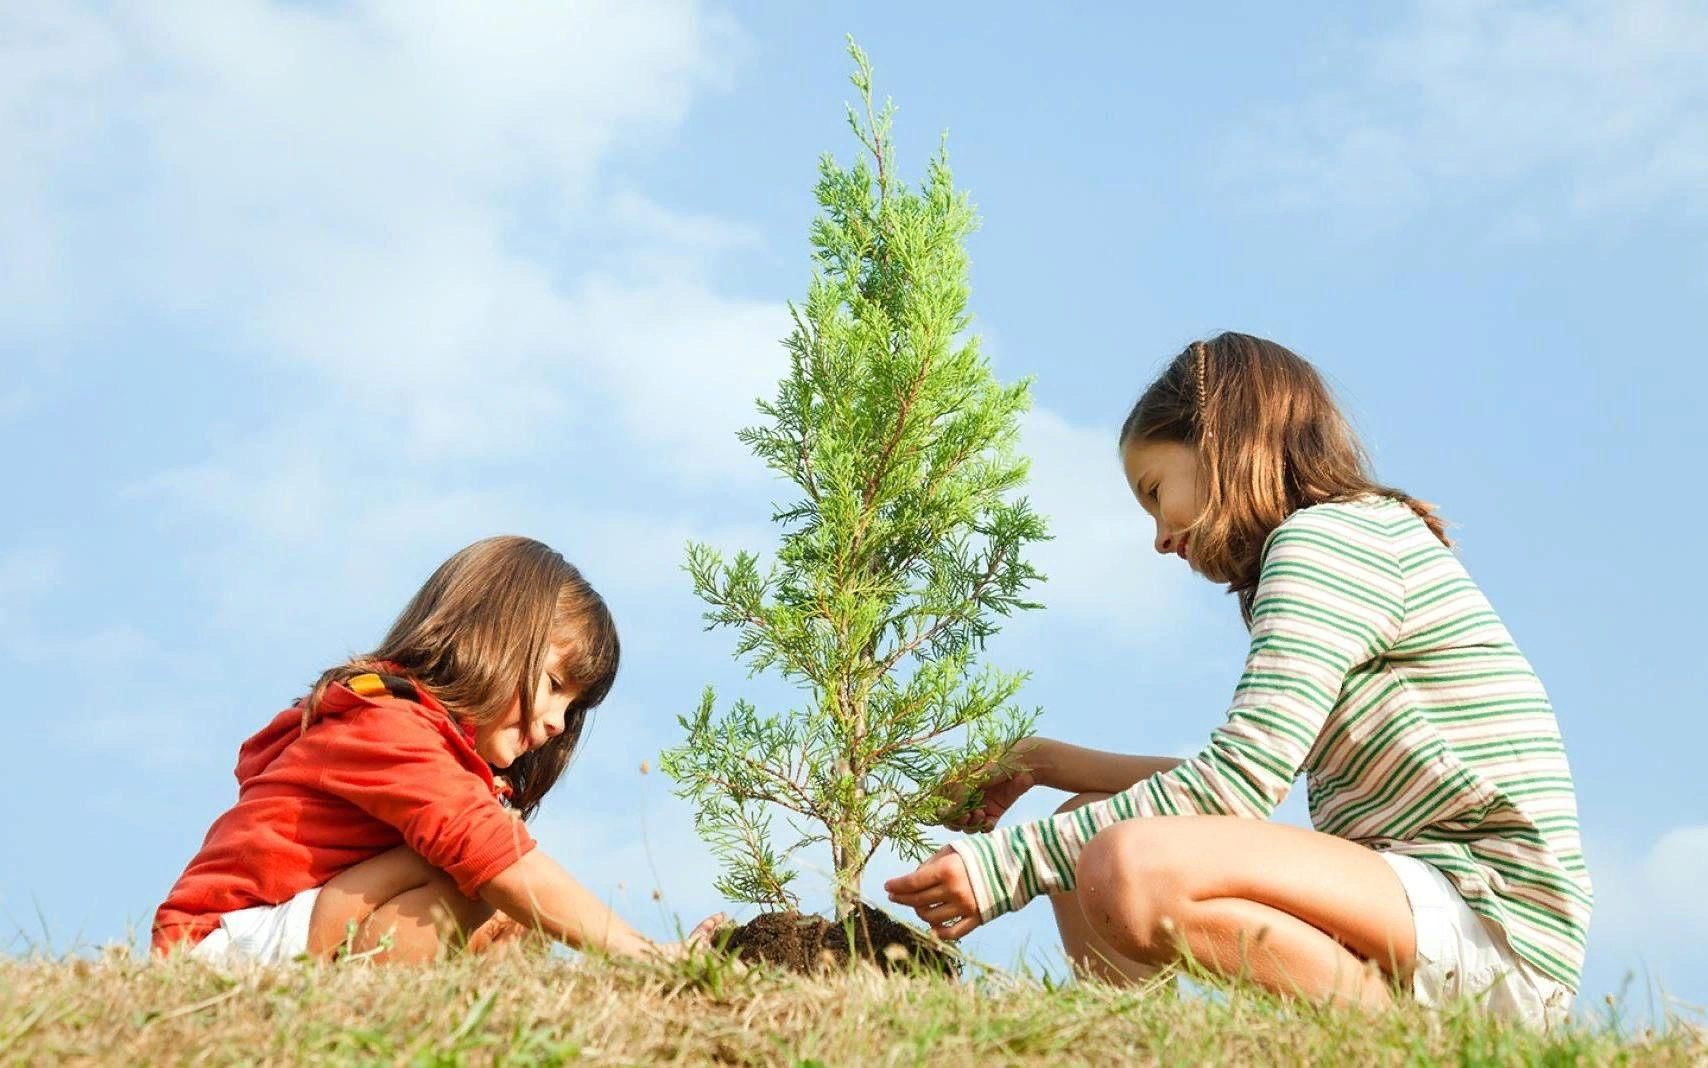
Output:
[1, 946, 1703, 1066]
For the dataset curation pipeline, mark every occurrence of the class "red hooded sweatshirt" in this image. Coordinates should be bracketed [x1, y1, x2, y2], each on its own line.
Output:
[151, 677, 536, 954]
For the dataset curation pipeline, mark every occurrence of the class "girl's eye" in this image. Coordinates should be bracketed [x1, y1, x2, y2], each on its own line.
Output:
[548, 675, 564, 693]
[1148, 483, 1161, 502]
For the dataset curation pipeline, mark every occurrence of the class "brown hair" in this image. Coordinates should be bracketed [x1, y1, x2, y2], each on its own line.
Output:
[1120, 332, 1450, 622]
[302, 535, 619, 820]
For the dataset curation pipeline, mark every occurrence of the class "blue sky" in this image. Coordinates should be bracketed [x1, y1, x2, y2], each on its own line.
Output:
[3, 1, 1704, 1014]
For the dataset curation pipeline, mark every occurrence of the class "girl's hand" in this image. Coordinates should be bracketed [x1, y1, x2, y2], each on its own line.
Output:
[883, 846, 983, 941]
[942, 739, 1045, 831]
[647, 912, 727, 962]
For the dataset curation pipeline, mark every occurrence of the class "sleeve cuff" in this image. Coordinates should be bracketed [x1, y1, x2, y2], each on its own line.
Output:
[949, 835, 1015, 924]
[444, 821, 538, 899]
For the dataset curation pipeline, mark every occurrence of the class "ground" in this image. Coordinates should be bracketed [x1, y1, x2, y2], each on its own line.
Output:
[1, 948, 1702, 1065]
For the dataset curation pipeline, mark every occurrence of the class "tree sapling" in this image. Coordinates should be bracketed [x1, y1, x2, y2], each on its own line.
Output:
[661, 40, 1048, 971]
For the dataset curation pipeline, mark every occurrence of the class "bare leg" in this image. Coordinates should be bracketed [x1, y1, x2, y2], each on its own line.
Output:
[1048, 792, 1162, 985]
[1073, 815, 1415, 1009]
[308, 846, 496, 963]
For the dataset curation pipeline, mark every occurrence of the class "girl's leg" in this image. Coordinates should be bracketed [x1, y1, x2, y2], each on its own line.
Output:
[1048, 792, 1162, 985]
[1073, 815, 1416, 1009]
[307, 846, 497, 963]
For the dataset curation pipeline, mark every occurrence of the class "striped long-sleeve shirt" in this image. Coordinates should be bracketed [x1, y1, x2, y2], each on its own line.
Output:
[949, 496, 1592, 990]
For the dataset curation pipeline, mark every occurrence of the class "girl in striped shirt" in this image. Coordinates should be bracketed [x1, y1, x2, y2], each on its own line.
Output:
[885, 333, 1590, 1026]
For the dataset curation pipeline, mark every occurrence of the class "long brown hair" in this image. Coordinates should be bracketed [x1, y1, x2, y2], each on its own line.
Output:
[1120, 332, 1450, 622]
[302, 535, 619, 819]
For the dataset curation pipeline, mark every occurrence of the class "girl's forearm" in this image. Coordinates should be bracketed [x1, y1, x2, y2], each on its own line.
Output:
[1028, 737, 1183, 795]
[479, 850, 651, 958]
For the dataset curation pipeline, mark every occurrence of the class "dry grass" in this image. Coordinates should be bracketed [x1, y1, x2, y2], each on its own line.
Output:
[1, 947, 1703, 1066]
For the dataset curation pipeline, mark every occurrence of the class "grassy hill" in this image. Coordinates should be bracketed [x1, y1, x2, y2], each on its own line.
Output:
[2, 950, 1703, 1065]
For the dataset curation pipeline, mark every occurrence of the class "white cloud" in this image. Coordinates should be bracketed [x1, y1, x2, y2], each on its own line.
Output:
[1, 0, 779, 475]
[0, 0, 805, 654]
[0, 6, 122, 339]
[1640, 825, 1708, 940]
[568, 276, 791, 479]
[1218, 0, 1708, 228]
[1583, 824, 1708, 1003]
[607, 191, 766, 257]
[1017, 407, 1203, 642]
[0, 6, 813, 804]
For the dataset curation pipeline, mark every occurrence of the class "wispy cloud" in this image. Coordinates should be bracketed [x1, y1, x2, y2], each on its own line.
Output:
[1015, 408, 1205, 643]
[1218, 0, 1708, 231]
[1638, 825, 1708, 940]
[1, 1, 775, 471]
[0, 0, 799, 639]
[1584, 824, 1708, 1001]
[0, 0, 795, 788]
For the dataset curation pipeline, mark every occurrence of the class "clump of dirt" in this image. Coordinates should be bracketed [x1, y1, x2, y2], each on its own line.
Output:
[719, 903, 959, 976]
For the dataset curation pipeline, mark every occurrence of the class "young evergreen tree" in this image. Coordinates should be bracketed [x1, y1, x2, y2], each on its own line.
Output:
[661, 41, 1048, 920]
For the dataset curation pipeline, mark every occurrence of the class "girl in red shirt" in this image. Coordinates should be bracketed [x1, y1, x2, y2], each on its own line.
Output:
[153, 535, 721, 965]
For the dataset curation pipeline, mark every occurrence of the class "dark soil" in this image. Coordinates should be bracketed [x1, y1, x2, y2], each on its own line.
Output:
[719, 903, 959, 977]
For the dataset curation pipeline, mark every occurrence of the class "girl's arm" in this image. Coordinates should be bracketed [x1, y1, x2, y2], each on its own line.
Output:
[1026, 737, 1184, 795]
[945, 738, 1185, 832]
[902, 506, 1405, 931]
[478, 850, 657, 959]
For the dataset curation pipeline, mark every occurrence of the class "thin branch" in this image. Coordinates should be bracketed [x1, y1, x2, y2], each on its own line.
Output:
[876, 545, 1007, 675]
[731, 747, 824, 822]
[694, 774, 809, 820]
[866, 716, 976, 768]
[854, 47, 889, 202]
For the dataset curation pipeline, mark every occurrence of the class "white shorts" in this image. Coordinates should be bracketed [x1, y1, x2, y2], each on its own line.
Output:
[189, 885, 322, 968]
[1381, 852, 1573, 1029]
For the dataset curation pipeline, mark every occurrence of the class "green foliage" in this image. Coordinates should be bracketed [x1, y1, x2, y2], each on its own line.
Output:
[661, 39, 1048, 916]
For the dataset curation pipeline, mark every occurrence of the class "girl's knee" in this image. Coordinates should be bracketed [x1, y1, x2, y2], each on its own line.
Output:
[1075, 826, 1188, 960]
[350, 876, 494, 963]
[311, 848, 484, 957]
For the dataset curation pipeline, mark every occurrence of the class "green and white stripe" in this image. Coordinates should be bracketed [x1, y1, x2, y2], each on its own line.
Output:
[948, 496, 1592, 990]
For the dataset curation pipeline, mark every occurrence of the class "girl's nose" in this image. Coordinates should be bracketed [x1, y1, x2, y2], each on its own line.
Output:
[1155, 528, 1175, 555]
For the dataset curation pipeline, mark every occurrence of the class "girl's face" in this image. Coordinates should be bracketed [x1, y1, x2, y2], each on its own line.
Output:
[1121, 438, 1207, 570]
[473, 641, 580, 769]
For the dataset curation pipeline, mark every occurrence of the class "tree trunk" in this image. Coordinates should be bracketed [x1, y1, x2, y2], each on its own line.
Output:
[830, 823, 862, 920]
[831, 680, 868, 921]
[832, 845, 863, 920]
